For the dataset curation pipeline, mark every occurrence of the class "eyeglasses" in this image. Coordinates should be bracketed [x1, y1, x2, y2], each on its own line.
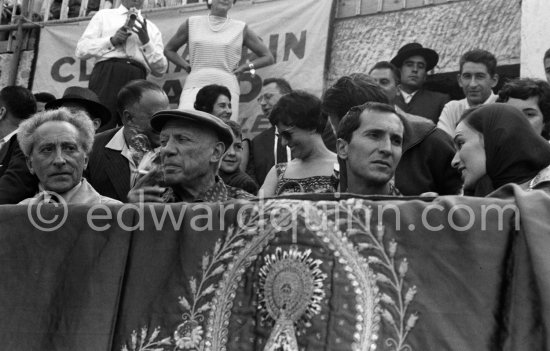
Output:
[277, 126, 296, 140]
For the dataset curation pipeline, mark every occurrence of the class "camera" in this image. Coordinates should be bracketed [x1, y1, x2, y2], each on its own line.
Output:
[125, 7, 138, 29]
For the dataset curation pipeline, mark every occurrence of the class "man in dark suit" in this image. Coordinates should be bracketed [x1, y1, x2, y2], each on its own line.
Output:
[391, 42, 450, 124]
[0, 86, 38, 204]
[86, 80, 169, 202]
[247, 78, 336, 187]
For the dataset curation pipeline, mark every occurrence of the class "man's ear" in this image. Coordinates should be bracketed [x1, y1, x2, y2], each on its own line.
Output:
[25, 156, 34, 175]
[120, 110, 131, 125]
[337, 138, 349, 160]
[456, 73, 463, 88]
[211, 142, 226, 163]
[0, 107, 7, 121]
[92, 118, 101, 131]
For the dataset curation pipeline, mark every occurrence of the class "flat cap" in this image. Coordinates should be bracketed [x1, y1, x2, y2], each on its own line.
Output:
[150, 109, 233, 150]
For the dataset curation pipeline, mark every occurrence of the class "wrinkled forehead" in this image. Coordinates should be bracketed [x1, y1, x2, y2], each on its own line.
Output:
[160, 119, 218, 140]
[358, 110, 404, 134]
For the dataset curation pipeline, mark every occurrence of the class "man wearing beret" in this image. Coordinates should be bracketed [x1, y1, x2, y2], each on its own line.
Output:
[127, 109, 254, 203]
[391, 42, 450, 124]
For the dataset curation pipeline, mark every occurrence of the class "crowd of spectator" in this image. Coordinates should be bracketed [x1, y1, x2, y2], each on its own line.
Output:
[2, 0, 550, 206]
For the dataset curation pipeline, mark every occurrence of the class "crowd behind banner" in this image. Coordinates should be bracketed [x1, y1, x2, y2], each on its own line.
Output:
[3, 0, 550, 348]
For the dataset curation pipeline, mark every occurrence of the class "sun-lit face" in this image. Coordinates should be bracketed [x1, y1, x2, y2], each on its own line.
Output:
[211, 94, 232, 121]
[458, 62, 498, 106]
[160, 120, 222, 187]
[26, 121, 88, 194]
[338, 110, 404, 189]
[370, 68, 399, 104]
[504, 97, 544, 136]
[400, 55, 427, 91]
[451, 121, 487, 190]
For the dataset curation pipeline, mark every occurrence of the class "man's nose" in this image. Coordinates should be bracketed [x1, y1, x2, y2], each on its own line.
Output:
[52, 149, 67, 166]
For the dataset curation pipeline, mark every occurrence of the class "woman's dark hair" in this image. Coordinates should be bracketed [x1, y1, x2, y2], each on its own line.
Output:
[194, 84, 231, 114]
[270, 90, 326, 133]
[207, 0, 237, 10]
[457, 104, 550, 190]
[496, 78, 550, 139]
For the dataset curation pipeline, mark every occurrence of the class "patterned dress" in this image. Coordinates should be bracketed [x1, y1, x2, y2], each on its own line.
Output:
[274, 163, 338, 196]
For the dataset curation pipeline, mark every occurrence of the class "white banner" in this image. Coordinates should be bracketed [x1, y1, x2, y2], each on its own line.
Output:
[520, 0, 550, 79]
[33, 0, 334, 138]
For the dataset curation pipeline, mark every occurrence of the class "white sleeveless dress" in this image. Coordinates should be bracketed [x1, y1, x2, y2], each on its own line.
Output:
[178, 15, 245, 119]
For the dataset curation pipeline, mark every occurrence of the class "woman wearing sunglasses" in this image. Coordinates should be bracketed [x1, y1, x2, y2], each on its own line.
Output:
[260, 91, 338, 196]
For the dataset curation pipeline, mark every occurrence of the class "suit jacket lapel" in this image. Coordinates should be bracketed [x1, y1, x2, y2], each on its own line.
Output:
[104, 148, 131, 201]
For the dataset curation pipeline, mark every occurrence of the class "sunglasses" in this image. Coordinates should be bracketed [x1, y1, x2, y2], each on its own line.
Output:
[278, 126, 296, 140]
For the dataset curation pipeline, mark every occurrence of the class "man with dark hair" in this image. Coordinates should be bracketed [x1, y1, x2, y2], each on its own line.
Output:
[437, 49, 499, 136]
[390, 42, 450, 123]
[322, 73, 461, 195]
[544, 48, 550, 84]
[247, 77, 335, 186]
[337, 102, 404, 195]
[322, 73, 388, 133]
[0, 86, 37, 144]
[0, 86, 38, 204]
[497, 78, 550, 139]
[86, 79, 169, 201]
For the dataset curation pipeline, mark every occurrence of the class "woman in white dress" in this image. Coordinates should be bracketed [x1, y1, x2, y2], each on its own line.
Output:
[164, 0, 274, 120]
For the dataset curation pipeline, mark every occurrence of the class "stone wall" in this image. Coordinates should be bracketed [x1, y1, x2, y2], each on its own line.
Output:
[0, 51, 34, 88]
[328, 0, 521, 85]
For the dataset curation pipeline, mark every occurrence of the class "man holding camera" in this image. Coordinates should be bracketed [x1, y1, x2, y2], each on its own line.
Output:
[76, 0, 167, 129]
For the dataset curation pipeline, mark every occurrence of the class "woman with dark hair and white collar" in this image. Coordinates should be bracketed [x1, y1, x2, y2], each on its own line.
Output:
[164, 0, 274, 119]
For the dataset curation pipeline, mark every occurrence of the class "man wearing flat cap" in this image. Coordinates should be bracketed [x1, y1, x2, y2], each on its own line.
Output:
[127, 109, 254, 203]
[391, 42, 450, 123]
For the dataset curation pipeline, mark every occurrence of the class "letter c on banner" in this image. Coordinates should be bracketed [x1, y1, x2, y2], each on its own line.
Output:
[51, 57, 75, 83]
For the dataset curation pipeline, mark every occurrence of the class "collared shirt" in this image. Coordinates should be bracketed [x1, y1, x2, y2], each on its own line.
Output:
[75, 5, 167, 76]
[105, 127, 158, 187]
[19, 178, 121, 205]
[437, 93, 498, 136]
[0, 128, 18, 150]
[273, 125, 292, 165]
[163, 176, 254, 203]
[399, 88, 418, 104]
